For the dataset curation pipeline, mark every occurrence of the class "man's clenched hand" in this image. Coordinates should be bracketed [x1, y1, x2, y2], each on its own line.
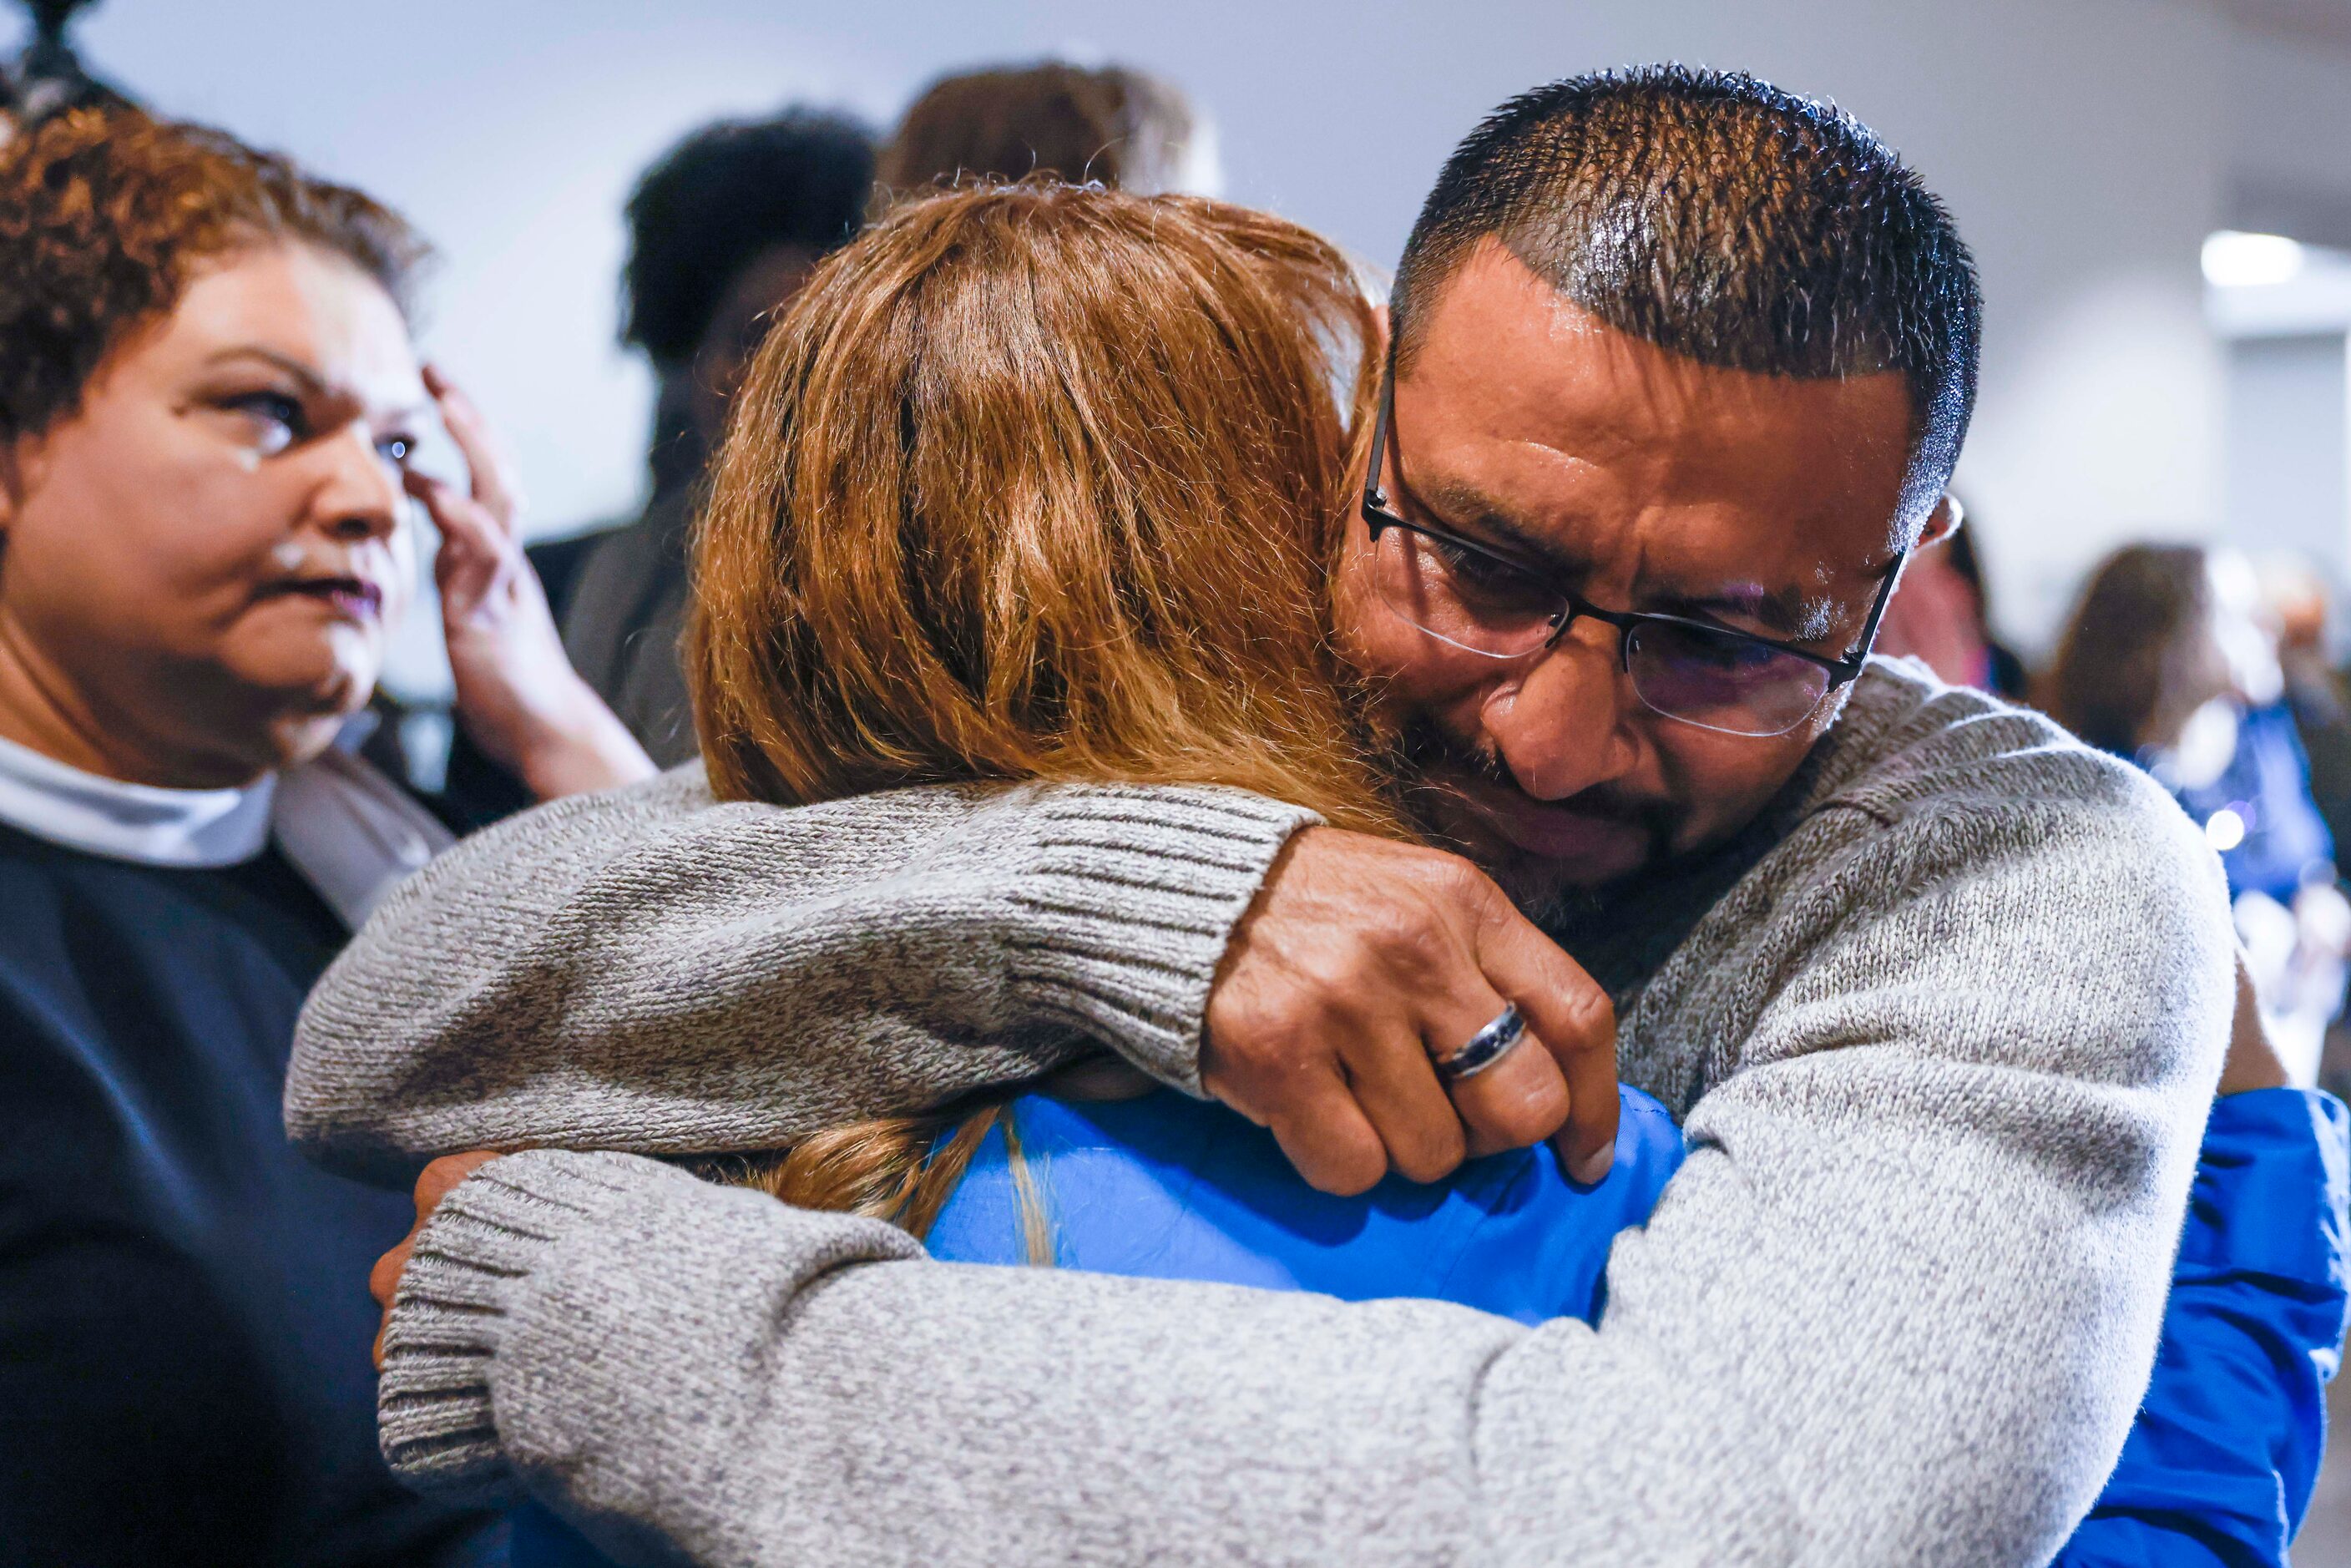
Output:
[1202, 827, 1618, 1196]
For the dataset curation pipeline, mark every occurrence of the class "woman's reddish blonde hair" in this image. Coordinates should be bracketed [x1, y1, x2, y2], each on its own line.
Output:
[683, 182, 1405, 1235]
[690, 181, 1401, 838]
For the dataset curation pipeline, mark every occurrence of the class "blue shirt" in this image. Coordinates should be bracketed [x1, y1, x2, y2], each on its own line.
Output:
[928, 1083, 1685, 1323]
[2053, 1087, 2350, 1566]
[2168, 701, 2336, 903]
[515, 1085, 2348, 1567]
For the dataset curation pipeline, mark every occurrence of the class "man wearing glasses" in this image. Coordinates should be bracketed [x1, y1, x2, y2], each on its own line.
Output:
[312, 69, 2261, 1563]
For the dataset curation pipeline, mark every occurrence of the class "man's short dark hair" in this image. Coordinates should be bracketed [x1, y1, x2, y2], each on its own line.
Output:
[621, 109, 876, 369]
[1392, 66, 1980, 529]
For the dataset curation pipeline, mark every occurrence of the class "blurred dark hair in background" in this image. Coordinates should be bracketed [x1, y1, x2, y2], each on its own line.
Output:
[621, 108, 874, 371]
[507, 108, 878, 785]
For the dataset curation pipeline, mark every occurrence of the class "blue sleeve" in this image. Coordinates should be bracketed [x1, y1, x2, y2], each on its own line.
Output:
[2052, 1088, 2350, 1567]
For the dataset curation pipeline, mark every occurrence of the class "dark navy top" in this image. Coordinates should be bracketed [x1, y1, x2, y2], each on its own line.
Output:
[515, 1085, 2349, 1568]
[0, 822, 504, 1565]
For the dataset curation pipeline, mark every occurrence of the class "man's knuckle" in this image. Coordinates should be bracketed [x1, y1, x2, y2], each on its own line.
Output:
[1241, 993, 1327, 1056]
[1358, 902, 1446, 978]
[1402, 1128, 1467, 1182]
[1561, 986, 1617, 1046]
[1427, 852, 1499, 909]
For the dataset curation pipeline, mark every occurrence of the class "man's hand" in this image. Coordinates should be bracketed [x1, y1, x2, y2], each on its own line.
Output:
[370, 1151, 503, 1372]
[1203, 827, 1618, 1196]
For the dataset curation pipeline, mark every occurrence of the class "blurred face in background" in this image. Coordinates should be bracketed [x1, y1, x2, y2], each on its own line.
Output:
[0, 240, 424, 787]
[1335, 242, 1923, 913]
[681, 242, 819, 452]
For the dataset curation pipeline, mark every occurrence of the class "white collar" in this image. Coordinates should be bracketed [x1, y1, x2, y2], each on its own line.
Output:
[0, 727, 455, 928]
[0, 730, 276, 867]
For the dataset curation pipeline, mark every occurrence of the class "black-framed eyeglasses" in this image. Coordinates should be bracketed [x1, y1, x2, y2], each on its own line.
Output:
[1359, 368, 1909, 739]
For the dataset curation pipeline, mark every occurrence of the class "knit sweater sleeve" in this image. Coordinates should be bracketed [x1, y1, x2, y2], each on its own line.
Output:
[286, 766, 1313, 1181]
[377, 771, 2235, 1565]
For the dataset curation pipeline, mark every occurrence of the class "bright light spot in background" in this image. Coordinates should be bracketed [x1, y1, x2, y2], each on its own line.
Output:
[2207, 807, 2248, 852]
[2203, 230, 2306, 289]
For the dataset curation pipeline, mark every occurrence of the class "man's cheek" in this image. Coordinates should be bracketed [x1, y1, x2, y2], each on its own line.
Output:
[1661, 755, 1797, 852]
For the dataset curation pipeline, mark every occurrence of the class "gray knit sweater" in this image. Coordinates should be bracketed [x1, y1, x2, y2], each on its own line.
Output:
[296, 662, 2237, 1565]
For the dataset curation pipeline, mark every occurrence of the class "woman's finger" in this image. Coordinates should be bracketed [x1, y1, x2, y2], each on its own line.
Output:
[406, 469, 501, 563]
[406, 468, 505, 609]
[422, 363, 522, 534]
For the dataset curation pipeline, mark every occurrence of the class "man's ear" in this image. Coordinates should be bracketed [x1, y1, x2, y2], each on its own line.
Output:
[1913, 493, 1964, 552]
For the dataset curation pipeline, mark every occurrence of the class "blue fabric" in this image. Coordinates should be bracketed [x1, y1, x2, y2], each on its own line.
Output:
[927, 1082, 1685, 1323]
[2171, 701, 2337, 903]
[515, 1085, 2350, 1568]
[2055, 1087, 2351, 1566]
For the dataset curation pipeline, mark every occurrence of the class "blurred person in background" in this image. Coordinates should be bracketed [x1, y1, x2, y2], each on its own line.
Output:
[2261, 556, 2351, 860]
[877, 58, 1216, 196]
[0, 108, 650, 1563]
[504, 65, 1213, 787]
[1870, 500, 2029, 697]
[2045, 543, 2350, 1083]
[534, 109, 874, 773]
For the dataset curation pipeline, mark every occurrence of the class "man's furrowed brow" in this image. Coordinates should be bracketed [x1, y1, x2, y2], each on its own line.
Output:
[1666, 583, 1836, 640]
[1413, 473, 1586, 572]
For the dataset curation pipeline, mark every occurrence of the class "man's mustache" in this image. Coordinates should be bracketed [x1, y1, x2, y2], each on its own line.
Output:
[1392, 715, 1664, 832]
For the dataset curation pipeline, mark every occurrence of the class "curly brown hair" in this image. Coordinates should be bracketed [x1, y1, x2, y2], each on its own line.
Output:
[0, 107, 430, 442]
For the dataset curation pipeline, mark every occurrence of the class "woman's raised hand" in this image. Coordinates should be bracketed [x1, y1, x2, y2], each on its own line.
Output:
[405, 364, 655, 801]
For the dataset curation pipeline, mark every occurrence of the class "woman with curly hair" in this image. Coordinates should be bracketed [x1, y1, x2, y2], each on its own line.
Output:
[0, 109, 651, 1562]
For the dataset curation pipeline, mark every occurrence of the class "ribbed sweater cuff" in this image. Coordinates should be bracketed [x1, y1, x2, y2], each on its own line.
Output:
[377, 1150, 685, 1493]
[1002, 787, 1318, 1094]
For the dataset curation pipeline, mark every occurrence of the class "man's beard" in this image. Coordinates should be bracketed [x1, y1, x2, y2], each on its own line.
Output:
[1384, 713, 1685, 930]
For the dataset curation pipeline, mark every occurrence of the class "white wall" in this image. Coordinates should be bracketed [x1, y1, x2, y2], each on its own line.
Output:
[23, 0, 2254, 659]
[2226, 333, 2351, 573]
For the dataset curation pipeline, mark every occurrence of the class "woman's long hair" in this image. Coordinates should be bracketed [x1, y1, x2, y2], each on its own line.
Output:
[2040, 544, 2219, 756]
[684, 182, 1404, 1236]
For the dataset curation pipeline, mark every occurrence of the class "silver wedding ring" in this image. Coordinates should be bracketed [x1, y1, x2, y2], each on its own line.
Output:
[1436, 1002, 1526, 1082]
